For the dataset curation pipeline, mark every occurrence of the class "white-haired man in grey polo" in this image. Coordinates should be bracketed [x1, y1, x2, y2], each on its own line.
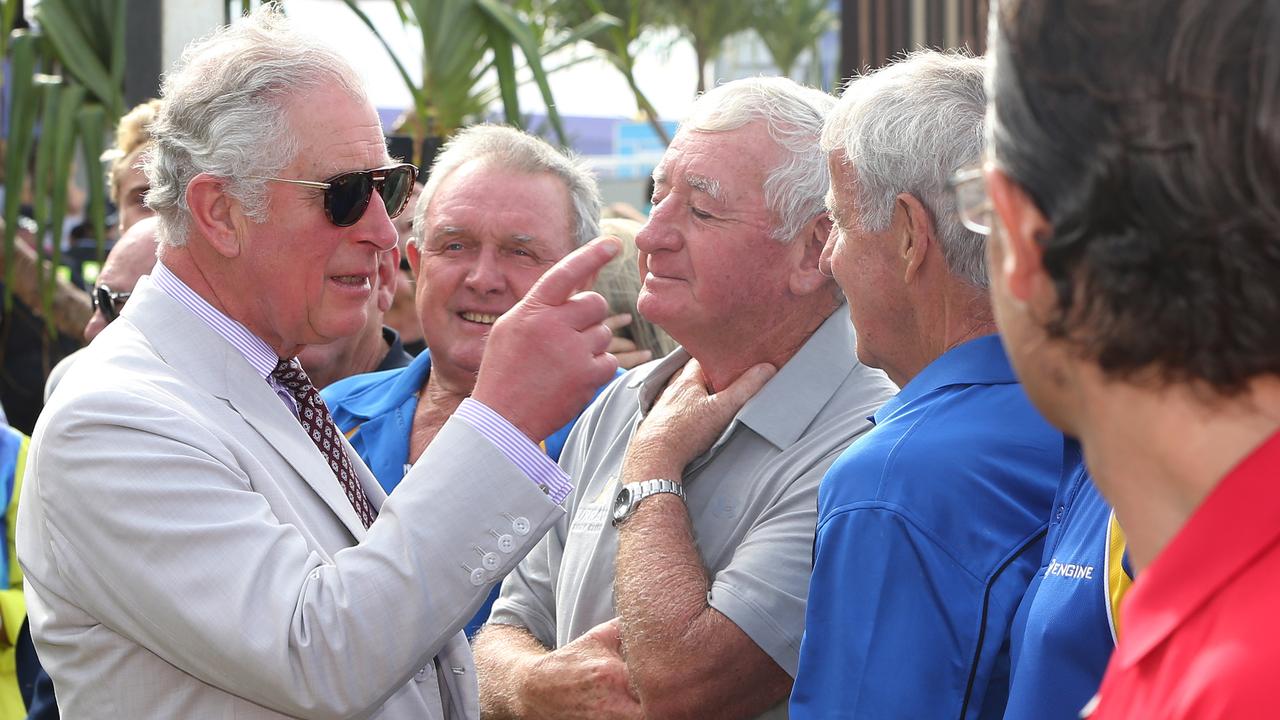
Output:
[473, 77, 898, 720]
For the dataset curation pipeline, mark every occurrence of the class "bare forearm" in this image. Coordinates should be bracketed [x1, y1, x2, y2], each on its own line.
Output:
[615, 492, 709, 630]
[614, 468, 790, 717]
[474, 620, 643, 720]
[615, 498, 782, 717]
[473, 623, 546, 720]
[610, 360, 789, 717]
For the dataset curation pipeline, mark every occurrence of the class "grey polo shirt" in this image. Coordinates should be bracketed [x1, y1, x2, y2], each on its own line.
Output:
[489, 307, 898, 718]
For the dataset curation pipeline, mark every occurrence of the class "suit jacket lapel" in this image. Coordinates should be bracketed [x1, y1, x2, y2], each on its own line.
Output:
[124, 279, 370, 540]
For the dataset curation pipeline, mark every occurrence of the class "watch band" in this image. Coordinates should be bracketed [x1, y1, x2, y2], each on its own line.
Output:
[612, 478, 685, 527]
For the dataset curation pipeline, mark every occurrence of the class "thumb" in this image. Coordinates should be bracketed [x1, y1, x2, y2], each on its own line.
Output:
[524, 236, 621, 307]
[586, 618, 624, 652]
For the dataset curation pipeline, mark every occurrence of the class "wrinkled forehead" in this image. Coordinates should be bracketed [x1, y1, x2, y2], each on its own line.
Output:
[283, 88, 391, 178]
[653, 125, 777, 199]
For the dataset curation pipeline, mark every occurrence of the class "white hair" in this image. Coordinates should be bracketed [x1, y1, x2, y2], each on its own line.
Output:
[679, 76, 836, 243]
[145, 4, 368, 247]
[822, 49, 989, 288]
[412, 124, 601, 250]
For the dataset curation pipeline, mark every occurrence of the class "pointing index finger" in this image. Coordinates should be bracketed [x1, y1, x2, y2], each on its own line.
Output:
[525, 236, 621, 307]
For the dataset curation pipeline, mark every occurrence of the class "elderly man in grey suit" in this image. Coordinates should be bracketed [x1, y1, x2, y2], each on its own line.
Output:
[17, 7, 620, 719]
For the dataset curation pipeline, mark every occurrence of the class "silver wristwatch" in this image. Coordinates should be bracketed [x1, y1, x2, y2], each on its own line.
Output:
[611, 478, 685, 527]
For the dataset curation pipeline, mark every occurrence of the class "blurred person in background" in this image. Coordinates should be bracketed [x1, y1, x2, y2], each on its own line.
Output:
[595, 217, 678, 369]
[983, 0, 1280, 717]
[105, 99, 162, 234]
[43, 216, 161, 401]
[0, 417, 30, 719]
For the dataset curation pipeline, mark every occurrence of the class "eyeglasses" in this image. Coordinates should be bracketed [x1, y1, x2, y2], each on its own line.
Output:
[253, 163, 419, 227]
[93, 284, 131, 323]
[948, 165, 992, 236]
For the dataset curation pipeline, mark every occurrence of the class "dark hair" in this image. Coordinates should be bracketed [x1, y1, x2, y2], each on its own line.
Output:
[989, 0, 1280, 394]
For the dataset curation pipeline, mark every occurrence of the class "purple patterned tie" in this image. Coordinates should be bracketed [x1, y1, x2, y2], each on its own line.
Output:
[272, 358, 377, 528]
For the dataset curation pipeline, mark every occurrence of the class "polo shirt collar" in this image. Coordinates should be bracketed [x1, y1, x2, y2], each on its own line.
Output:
[333, 348, 433, 421]
[632, 306, 858, 450]
[1113, 428, 1280, 669]
[874, 333, 1014, 424]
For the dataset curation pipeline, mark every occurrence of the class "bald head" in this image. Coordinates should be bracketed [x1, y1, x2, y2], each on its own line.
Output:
[84, 216, 160, 342]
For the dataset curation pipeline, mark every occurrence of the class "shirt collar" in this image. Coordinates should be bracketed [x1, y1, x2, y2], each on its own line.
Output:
[631, 305, 860, 450]
[873, 334, 1015, 424]
[330, 349, 434, 421]
[150, 262, 280, 379]
[1113, 428, 1280, 669]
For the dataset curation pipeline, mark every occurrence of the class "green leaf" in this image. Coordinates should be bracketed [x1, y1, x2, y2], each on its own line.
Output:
[78, 104, 110, 263]
[3, 31, 40, 311]
[476, 0, 568, 145]
[336, 0, 425, 114]
[486, 21, 522, 127]
[108, 0, 127, 117]
[542, 11, 621, 54]
[32, 81, 63, 241]
[33, 0, 117, 111]
[41, 82, 86, 336]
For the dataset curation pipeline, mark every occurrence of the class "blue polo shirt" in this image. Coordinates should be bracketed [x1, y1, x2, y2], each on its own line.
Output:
[790, 335, 1062, 720]
[321, 350, 619, 637]
[1003, 440, 1133, 720]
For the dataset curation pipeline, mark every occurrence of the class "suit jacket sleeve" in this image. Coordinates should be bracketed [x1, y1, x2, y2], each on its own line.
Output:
[23, 384, 563, 718]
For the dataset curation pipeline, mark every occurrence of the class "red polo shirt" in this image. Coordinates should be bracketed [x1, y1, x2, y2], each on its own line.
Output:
[1089, 429, 1280, 719]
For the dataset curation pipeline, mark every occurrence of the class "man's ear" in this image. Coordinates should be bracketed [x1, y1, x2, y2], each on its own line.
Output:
[185, 173, 244, 258]
[406, 240, 422, 276]
[897, 193, 935, 285]
[789, 211, 834, 296]
[375, 246, 399, 312]
[986, 168, 1050, 303]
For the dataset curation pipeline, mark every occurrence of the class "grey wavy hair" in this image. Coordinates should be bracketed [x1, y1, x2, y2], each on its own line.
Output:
[821, 49, 989, 288]
[412, 124, 601, 250]
[678, 76, 836, 243]
[144, 4, 367, 247]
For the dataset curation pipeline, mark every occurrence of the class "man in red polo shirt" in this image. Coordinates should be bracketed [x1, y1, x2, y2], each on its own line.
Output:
[971, 0, 1280, 717]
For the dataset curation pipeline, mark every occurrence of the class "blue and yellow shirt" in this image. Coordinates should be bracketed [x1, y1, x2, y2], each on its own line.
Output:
[1004, 440, 1132, 720]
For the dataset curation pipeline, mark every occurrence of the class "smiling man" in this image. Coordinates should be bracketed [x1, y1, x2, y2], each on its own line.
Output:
[473, 77, 897, 720]
[322, 123, 615, 638]
[17, 8, 620, 718]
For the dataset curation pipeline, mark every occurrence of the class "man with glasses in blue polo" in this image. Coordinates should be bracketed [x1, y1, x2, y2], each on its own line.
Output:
[789, 50, 1064, 719]
[16, 7, 621, 719]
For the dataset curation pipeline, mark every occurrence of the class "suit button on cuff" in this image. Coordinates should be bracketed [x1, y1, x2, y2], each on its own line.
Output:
[481, 552, 500, 570]
[469, 567, 487, 586]
[512, 517, 531, 535]
[497, 534, 515, 552]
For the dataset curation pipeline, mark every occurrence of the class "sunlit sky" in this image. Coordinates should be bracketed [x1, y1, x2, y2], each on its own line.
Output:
[285, 0, 702, 121]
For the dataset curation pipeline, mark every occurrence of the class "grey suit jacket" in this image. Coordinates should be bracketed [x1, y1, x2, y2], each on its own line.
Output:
[17, 279, 563, 719]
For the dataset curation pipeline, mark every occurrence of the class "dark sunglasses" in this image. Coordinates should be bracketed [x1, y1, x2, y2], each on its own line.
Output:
[255, 163, 418, 227]
[93, 284, 131, 323]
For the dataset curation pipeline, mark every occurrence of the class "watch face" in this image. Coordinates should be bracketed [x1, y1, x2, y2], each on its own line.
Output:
[612, 486, 633, 526]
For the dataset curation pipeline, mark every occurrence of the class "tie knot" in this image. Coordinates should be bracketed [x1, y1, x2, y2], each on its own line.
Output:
[271, 358, 312, 395]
